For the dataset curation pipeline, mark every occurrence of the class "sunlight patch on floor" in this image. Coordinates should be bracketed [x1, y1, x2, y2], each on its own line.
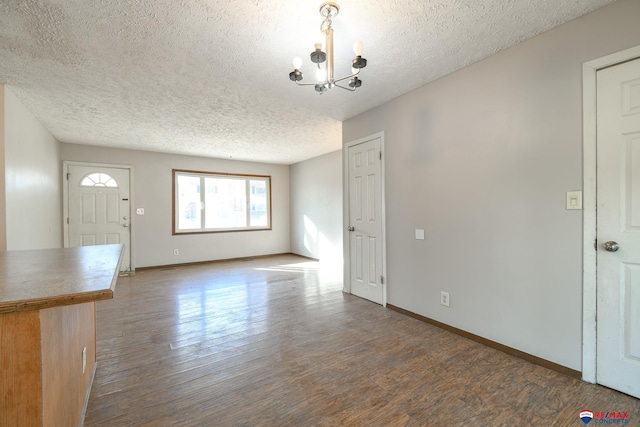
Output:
[255, 261, 320, 273]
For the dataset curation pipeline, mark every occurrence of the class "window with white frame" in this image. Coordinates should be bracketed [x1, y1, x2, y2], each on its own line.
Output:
[81, 173, 118, 187]
[173, 169, 271, 234]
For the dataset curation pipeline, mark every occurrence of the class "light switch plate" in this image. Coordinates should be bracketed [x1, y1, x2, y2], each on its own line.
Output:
[415, 229, 425, 240]
[566, 191, 582, 210]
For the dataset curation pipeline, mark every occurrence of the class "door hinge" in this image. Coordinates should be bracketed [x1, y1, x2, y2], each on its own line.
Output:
[594, 238, 597, 251]
[66, 217, 69, 224]
[381, 275, 385, 285]
[66, 173, 70, 180]
[379, 151, 382, 160]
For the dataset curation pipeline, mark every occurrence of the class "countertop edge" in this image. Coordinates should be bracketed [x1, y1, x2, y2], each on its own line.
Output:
[0, 244, 125, 314]
[0, 289, 115, 314]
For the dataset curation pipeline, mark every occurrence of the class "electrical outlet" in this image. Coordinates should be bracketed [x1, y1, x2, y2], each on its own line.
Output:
[173, 249, 179, 256]
[440, 291, 450, 307]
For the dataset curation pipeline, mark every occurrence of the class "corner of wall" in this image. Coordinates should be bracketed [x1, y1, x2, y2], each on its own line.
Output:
[3, 86, 62, 250]
[0, 84, 7, 251]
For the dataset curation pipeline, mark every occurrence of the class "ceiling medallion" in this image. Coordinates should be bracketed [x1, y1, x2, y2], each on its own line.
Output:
[289, 2, 367, 94]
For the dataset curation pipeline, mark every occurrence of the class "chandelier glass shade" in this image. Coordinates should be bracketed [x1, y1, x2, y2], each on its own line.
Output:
[289, 2, 367, 94]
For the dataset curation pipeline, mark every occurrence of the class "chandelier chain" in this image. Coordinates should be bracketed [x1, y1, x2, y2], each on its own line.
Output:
[319, 3, 338, 33]
[320, 16, 332, 33]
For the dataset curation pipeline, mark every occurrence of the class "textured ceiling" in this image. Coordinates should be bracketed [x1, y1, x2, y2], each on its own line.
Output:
[0, 0, 617, 165]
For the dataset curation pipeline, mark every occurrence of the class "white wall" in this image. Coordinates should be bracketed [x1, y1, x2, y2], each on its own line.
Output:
[0, 85, 6, 250]
[61, 143, 290, 268]
[342, 0, 640, 371]
[3, 85, 62, 250]
[290, 149, 343, 267]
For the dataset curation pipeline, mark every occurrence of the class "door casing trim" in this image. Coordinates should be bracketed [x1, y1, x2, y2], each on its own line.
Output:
[343, 132, 387, 306]
[582, 45, 640, 383]
[62, 161, 135, 271]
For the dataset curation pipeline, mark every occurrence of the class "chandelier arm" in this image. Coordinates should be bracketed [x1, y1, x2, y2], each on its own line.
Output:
[333, 82, 357, 92]
[333, 71, 359, 83]
[295, 81, 323, 87]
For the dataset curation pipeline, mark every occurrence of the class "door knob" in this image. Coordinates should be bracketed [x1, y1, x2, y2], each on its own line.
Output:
[603, 241, 619, 252]
[347, 226, 355, 232]
[123, 223, 129, 228]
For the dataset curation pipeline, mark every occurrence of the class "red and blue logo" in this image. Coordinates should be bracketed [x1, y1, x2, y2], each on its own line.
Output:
[579, 409, 629, 424]
[581, 410, 594, 424]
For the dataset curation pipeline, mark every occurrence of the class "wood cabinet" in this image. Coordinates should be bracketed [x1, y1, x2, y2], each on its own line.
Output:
[0, 245, 123, 427]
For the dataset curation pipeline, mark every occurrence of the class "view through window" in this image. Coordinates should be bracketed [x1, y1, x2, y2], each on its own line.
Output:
[173, 170, 271, 233]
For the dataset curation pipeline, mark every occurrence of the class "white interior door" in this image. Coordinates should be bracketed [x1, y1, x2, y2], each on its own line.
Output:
[67, 164, 131, 271]
[596, 56, 640, 398]
[347, 137, 384, 305]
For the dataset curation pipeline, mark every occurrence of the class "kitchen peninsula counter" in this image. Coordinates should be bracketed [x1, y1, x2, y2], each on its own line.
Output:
[0, 244, 123, 427]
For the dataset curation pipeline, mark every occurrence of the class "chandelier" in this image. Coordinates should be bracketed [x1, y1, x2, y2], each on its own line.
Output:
[288, 2, 367, 94]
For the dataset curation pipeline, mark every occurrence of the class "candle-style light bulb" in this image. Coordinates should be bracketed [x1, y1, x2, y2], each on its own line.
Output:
[292, 56, 302, 70]
[353, 40, 364, 56]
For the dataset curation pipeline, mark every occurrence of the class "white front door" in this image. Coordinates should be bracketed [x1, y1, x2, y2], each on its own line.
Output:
[346, 136, 384, 305]
[596, 56, 640, 398]
[67, 164, 131, 271]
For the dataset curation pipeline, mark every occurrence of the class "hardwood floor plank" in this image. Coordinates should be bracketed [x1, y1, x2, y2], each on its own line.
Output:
[85, 254, 640, 426]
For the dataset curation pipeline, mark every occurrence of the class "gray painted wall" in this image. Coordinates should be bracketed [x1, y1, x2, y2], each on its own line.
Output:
[342, 0, 640, 371]
[290, 149, 343, 266]
[0, 85, 6, 250]
[3, 85, 62, 250]
[61, 143, 290, 268]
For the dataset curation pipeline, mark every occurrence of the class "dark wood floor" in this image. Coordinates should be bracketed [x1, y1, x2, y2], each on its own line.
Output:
[85, 254, 639, 426]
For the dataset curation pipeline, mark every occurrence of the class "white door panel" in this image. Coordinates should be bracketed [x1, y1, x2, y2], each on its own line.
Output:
[67, 165, 131, 271]
[347, 137, 383, 305]
[596, 57, 640, 398]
